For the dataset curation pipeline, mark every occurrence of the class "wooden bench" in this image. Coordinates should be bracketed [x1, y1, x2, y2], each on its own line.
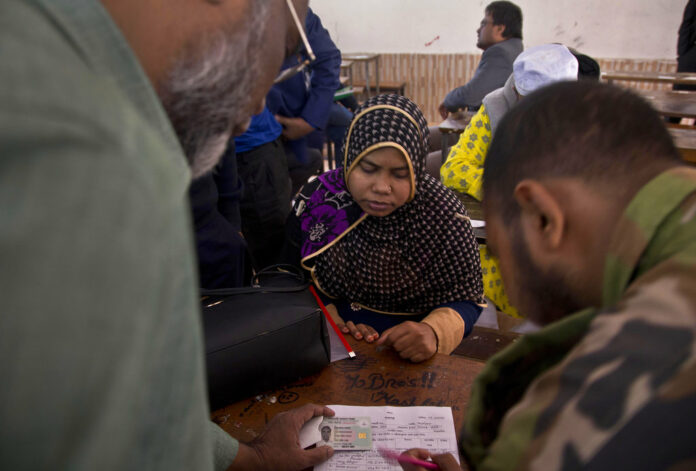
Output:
[353, 79, 407, 96]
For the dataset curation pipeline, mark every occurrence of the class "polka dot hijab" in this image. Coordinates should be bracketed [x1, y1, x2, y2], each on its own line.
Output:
[294, 94, 483, 313]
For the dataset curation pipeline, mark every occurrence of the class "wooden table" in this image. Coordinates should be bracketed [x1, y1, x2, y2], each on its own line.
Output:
[456, 193, 486, 242]
[342, 53, 381, 98]
[454, 326, 519, 361]
[456, 193, 483, 220]
[638, 89, 696, 120]
[340, 60, 354, 87]
[211, 339, 485, 444]
[602, 71, 696, 87]
[670, 127, 696, 164]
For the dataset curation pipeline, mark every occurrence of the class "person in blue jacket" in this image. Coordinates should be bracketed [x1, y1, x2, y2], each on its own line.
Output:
[267, 8, 342, 195]
[191, 8, 342, 281]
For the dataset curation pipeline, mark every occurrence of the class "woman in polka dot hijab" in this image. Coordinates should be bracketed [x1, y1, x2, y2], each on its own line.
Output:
[284, 94, 484, 362]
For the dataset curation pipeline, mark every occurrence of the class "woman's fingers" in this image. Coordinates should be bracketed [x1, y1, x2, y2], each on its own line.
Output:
[356, 323, 379, 342]
[345, 321, 363, 340]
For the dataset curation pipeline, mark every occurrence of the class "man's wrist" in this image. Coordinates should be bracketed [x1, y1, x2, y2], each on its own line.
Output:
[227, 443, 264, 471]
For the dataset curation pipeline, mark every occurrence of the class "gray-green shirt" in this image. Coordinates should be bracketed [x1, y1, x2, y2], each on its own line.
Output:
[0, 0, 237, 468]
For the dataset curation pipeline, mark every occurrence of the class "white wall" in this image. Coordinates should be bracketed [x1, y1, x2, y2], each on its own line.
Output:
[310, 0, 685, 60]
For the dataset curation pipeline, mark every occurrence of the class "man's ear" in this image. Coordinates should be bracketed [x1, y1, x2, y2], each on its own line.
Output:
[493, 24, 506, 41]
[513, 180, 565, 251]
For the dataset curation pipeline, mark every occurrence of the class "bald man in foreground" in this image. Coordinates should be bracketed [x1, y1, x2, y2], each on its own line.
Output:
[0, 0, 335, 470]
[401, 82, 696, 470]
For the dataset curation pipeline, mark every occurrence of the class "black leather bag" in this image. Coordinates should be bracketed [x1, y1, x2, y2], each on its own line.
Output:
[200, 266, 330, 410]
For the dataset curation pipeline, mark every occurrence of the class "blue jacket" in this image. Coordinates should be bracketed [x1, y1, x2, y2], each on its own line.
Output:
[266, 8, 341, 162]
[443, 38, 523, 111]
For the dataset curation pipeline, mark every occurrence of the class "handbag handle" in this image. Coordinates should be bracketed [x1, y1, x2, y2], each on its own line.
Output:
[200, 264, 310, 296]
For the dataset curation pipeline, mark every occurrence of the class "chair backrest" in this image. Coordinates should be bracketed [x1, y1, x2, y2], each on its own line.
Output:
[425, 150, 444, 179]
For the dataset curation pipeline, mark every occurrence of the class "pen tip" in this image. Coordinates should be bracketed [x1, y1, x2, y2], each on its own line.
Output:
[348, 351, 356, 358]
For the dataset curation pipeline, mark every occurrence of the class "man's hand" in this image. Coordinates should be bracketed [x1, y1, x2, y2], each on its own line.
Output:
[399, 449, 461, 471]
[338, 320, 379, 343]
[275, 115, 315, 140]
[438, 102, 450, 120]
[376, 321, 437, 362]
[230, 404, 335, 471]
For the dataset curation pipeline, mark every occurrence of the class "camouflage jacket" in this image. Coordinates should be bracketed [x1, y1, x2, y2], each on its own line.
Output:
[461, 167, 696, 470]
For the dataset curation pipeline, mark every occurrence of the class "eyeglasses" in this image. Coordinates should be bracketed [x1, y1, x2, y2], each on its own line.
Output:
[273, 0, 316, 84]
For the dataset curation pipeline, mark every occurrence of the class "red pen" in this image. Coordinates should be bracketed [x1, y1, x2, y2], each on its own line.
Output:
[309, 285, 356, 358]
[377, 447, 441, 470]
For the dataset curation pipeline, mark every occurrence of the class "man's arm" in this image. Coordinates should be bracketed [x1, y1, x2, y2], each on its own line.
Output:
[298, 9, 341, 131]
[441, 45, 514, 112]
[270, 10, 341, 140]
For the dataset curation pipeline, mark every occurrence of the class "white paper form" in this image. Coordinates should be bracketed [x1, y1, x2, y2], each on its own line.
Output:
[315, 405, 460, 471]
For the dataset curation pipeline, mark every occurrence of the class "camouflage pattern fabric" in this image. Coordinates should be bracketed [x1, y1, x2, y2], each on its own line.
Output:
[461, 167, 696, 470]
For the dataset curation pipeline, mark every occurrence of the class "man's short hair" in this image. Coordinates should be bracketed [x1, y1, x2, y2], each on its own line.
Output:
[486, 1, 523, 40]
[483, 81, 682, 219]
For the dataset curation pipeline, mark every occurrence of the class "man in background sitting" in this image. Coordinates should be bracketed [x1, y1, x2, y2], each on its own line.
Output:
[439, 1, 523, 118]
[429, 1, 523, 166]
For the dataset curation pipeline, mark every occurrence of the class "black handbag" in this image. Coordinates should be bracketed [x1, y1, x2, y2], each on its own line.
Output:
[200, 265, 330, 410]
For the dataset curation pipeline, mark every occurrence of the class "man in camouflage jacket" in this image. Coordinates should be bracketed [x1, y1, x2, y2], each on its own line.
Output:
[400, 82, 696, 470]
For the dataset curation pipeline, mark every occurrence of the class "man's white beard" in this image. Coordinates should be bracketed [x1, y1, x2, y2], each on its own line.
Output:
[159, 3, 268, 179]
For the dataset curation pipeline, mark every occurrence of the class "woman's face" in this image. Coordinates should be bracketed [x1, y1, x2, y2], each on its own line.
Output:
[347, 147, 412, 217]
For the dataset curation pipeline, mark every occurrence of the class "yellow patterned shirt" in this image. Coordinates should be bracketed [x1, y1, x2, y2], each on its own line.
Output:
[440, 105, 491, 200]
[440, 105, 520, 318]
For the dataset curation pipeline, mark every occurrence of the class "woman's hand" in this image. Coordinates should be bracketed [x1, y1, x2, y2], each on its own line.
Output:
[339, 321, 379, 342]
[325, 304, 379, 342]
[376, 321, 437, 362]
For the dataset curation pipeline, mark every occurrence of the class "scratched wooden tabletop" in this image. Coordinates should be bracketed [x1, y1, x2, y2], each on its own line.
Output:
[211, 339, 486, 444]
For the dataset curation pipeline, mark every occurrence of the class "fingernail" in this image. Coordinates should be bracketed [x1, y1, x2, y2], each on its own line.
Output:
[356, 334, 362, 339]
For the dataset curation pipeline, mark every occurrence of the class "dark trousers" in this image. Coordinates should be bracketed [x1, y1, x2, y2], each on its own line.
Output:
[237, 139, 292, 270]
